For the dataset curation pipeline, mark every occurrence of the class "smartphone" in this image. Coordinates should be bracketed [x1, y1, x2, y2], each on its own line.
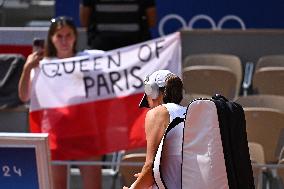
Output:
[33, 38, 45, 52]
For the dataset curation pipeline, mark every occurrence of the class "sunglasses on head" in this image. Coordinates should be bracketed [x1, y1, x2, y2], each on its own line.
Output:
[50, 16, 74, 25]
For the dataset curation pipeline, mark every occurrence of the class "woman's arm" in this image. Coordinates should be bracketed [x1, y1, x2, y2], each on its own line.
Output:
[125, 105, 169, 189]
[18, 52, 42, 102]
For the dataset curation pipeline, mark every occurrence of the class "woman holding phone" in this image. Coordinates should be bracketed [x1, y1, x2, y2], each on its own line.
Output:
[18, 16, 103, 189]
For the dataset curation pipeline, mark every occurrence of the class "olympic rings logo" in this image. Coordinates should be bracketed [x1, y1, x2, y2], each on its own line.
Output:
[158, 14, 246, 36]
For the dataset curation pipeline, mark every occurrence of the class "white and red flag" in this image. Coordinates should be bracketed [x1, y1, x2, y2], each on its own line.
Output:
[29, 32, 181, 160]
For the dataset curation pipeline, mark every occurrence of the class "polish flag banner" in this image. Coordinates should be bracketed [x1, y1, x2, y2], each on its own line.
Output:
[29, 32, 181, 160]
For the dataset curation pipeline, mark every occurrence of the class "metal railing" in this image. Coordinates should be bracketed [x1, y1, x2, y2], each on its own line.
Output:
[51, 152, 143, 189]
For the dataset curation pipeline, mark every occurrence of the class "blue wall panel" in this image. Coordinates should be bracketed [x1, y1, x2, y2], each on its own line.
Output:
[56, 0, 284, 37]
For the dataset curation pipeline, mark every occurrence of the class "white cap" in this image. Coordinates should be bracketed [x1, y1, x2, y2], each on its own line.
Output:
[139, 70, 174, 108]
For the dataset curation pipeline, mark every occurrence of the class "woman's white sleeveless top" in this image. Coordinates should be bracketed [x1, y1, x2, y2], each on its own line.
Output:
[152, 103, 186, 189]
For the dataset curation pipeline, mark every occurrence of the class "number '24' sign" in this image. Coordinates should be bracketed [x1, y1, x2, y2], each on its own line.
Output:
[2, 165, 22, 177]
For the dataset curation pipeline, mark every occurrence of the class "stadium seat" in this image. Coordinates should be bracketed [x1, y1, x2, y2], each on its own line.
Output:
[255, 55, 284, 69]
[182, 54, 242, 100]
[278, 147, 284, 185]
[235, 95, 284, 163]
[235, 94, 284, 112]
[180, 93, 212, 106]
[119, 153, 146, 187]
[0, 54, 28, 132]
[0, 53, 25, 108]
[0, 105, 29, 132]
[253, 55, 284, 96]
[248, 142, 265, 189]
[249, 142, 265, 164]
